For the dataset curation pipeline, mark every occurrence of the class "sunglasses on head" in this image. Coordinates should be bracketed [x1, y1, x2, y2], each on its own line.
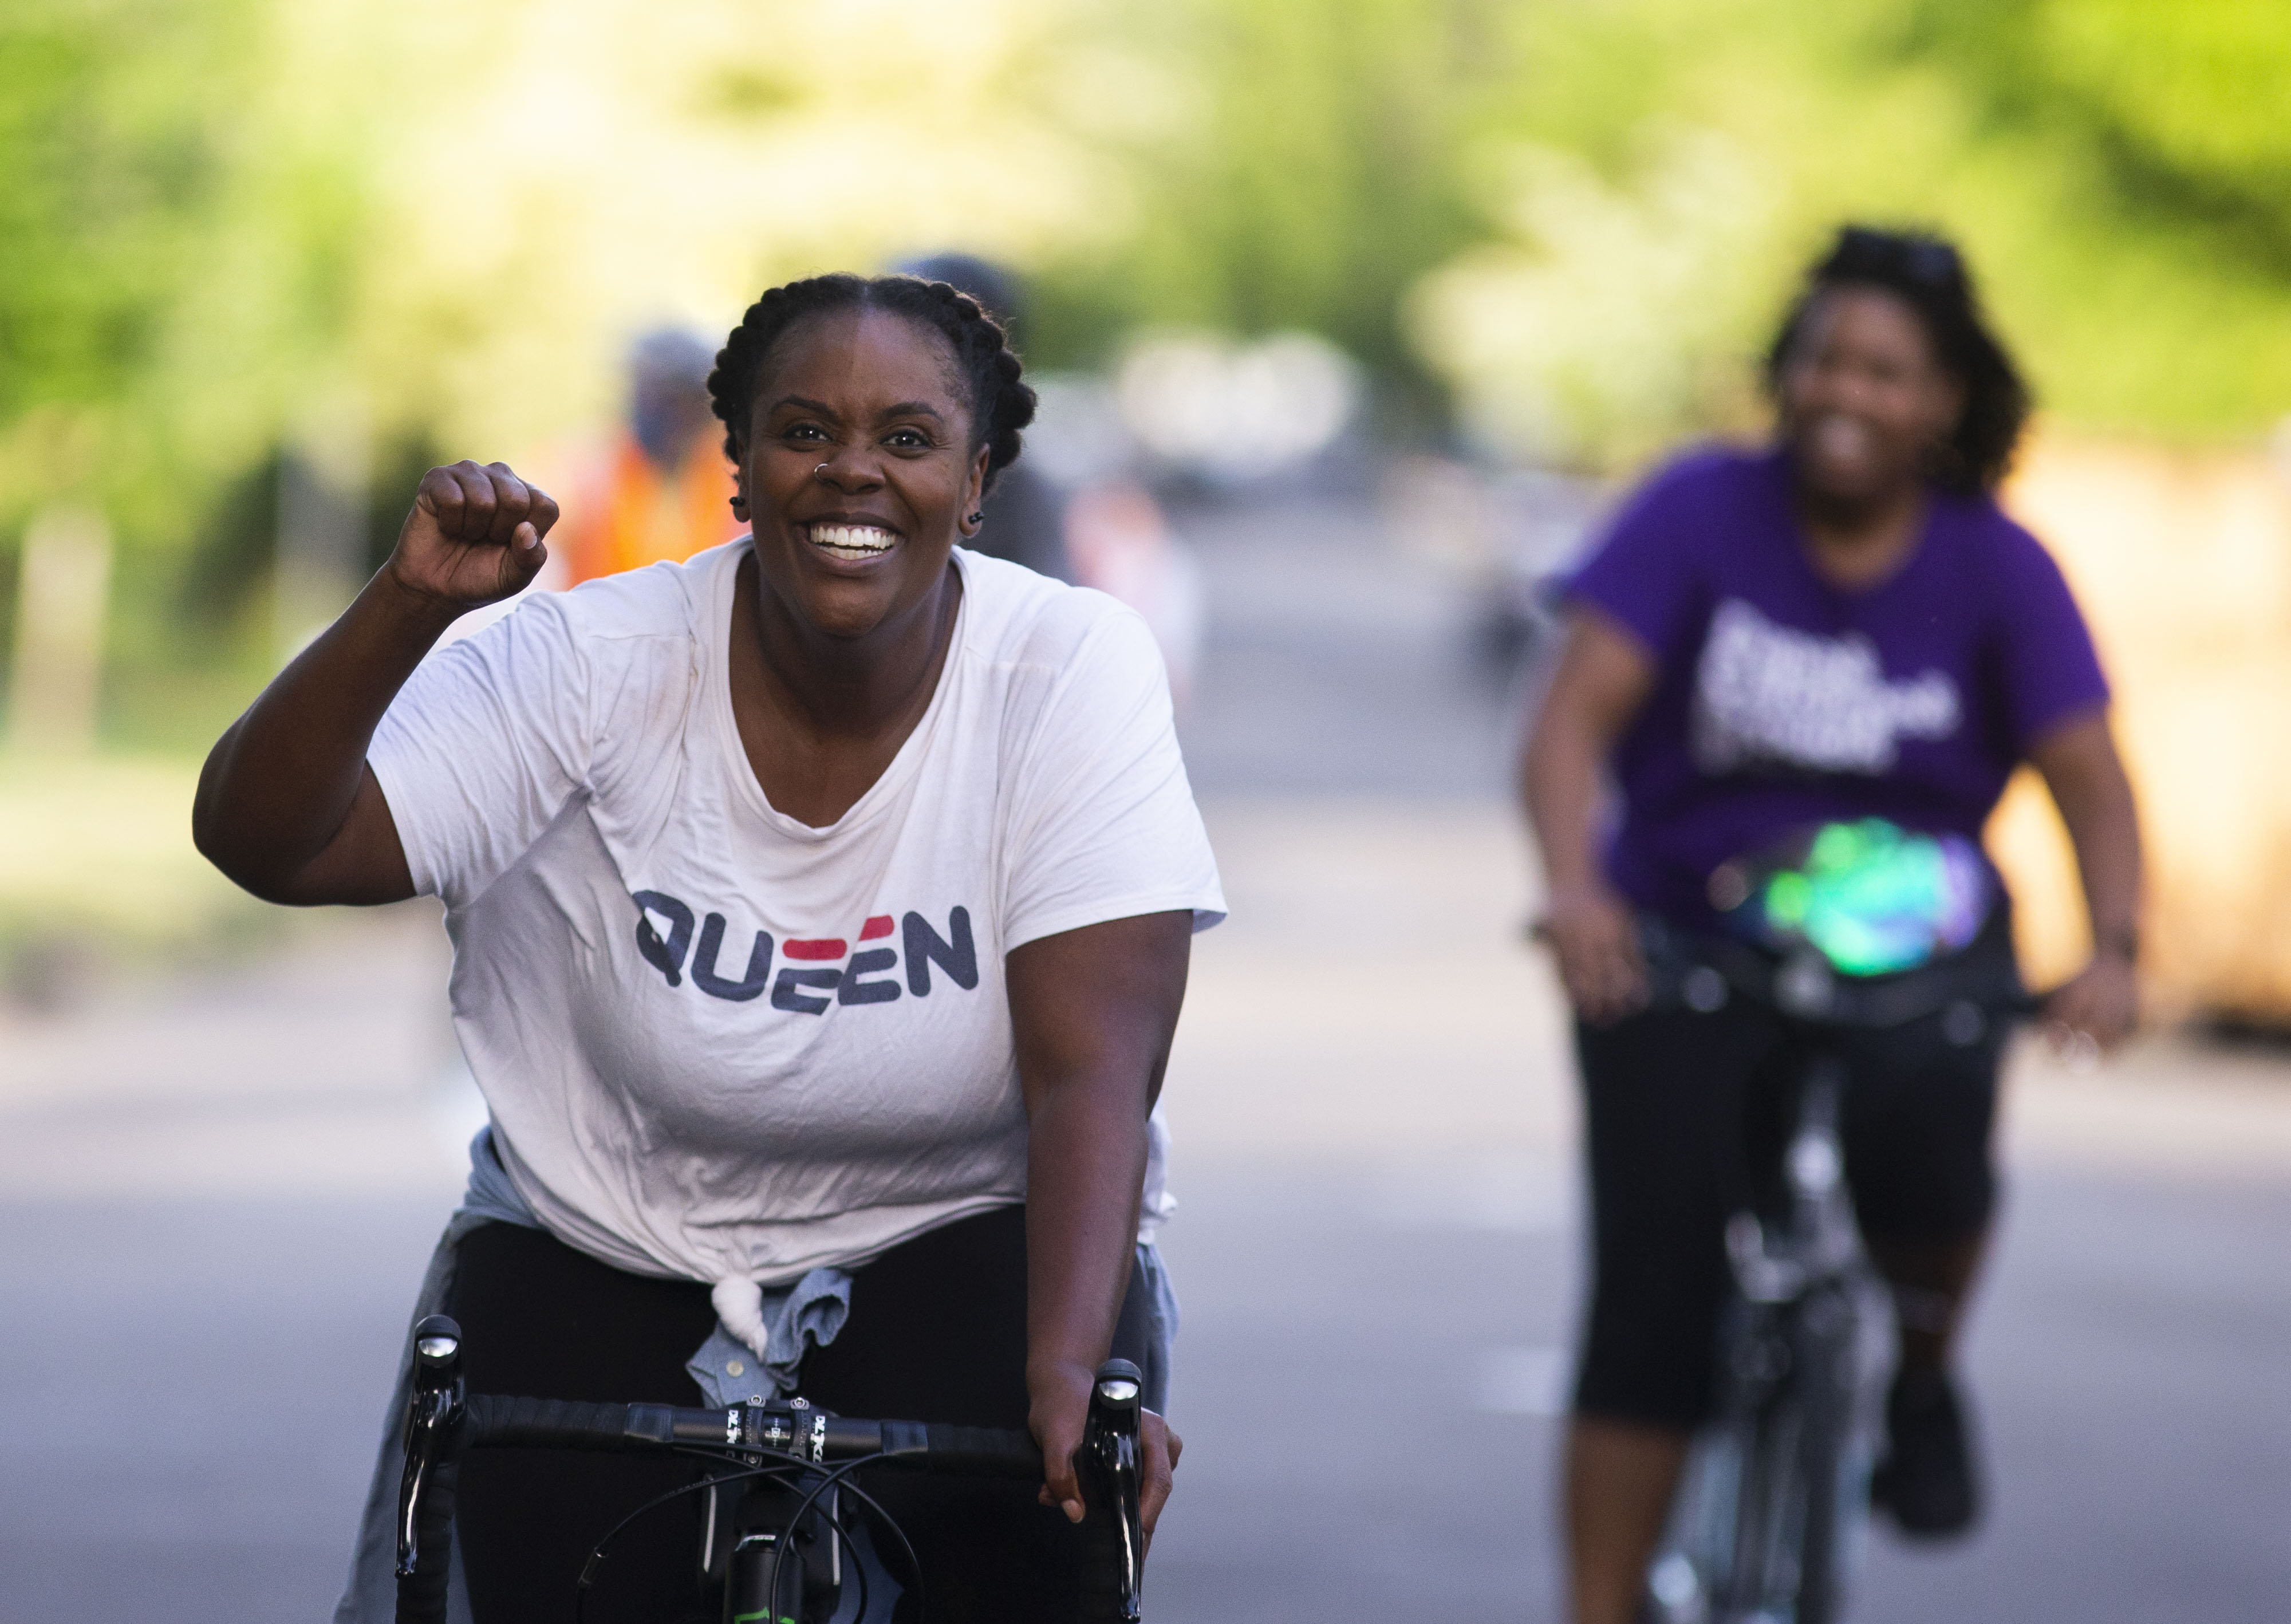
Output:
[1832, 226, 1963, 291]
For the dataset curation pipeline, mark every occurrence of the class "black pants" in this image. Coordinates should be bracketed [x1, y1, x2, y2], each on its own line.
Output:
[1571, 934, 2010, 1430]
[448, 1205, 1138, 1623]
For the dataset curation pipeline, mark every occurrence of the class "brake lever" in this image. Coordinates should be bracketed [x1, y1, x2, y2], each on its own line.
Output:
[1081, 1358, 1145, 1622]
[396, 1314, 467, 1579]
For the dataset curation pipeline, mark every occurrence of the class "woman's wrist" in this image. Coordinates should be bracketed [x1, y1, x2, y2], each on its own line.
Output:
[1545, 876, 1622, 915]
[1031, 1347, 1109, 1383]
[345, 569, 467, 667]
[371, 555, 474, 640]
[1026, 1351, 1100, 1397]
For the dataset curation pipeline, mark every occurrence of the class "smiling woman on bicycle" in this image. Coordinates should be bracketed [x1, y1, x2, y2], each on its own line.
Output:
[194, 274, 1221, 1622]
[1521, 226, 2142, 1624]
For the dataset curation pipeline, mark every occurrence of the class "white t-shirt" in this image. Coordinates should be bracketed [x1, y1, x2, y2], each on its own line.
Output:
[369, 542, 1224, 1292]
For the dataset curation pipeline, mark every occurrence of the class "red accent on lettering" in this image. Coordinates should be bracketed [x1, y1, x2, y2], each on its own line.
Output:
[784, 939, 847, 960]
[860, 915, 894, 941]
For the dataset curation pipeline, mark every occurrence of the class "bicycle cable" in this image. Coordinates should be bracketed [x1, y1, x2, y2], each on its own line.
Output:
[570, 1443, 815, 1623]
[671, 1440, 924, 1592]
[565, 1444, 924, 1624]
[573, 1461, 786, 1624]
[674, 1441, 923, 1621]
[825, 1502, 873, 1624]
[770, 1452, 905, 1624]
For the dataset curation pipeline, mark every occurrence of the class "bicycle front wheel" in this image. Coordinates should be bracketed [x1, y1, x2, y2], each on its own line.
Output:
[1698, 1287, 1859, 1624]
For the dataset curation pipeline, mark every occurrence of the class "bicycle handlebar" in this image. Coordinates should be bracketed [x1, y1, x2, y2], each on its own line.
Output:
[1634, 926, 2040, 1030]
[436, 1391, 1045, 1475]
[395, 1316, 1143, 1622]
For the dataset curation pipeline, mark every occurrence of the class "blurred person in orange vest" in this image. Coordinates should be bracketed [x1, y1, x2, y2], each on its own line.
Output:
[558, 328, 747, 585]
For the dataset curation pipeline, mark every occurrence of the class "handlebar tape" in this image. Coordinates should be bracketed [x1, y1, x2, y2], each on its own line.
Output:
[457, 1394, 730, 1453]
[395, 1461, 458, 1624]
[917, 1423, 1043, 1478]
[452, 1394, 1041, 1476]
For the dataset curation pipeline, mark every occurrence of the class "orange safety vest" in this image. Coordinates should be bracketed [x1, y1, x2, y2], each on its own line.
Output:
[559, 429, 745, 585]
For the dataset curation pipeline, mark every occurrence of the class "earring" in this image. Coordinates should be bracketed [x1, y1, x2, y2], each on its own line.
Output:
[966, 510, 985, 526]
[728, 494, 748, 515]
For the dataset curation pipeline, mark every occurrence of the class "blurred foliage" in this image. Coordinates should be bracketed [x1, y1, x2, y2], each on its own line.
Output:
[1, 0, 2288, 725]
[1402, 0, 2291, 465]
[0, 0, 369, 531]
[1028, 0, 2291, 462]
[1026, 0, 1497, 407]
[0, 0, 372, 739]
[1904, 0, 2291, 246]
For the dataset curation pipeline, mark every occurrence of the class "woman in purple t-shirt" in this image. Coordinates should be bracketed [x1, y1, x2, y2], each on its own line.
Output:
[1521, 227, 2143, 1624]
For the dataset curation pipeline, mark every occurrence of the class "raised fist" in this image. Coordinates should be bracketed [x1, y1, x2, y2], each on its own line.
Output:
[387, 460, 559, 612]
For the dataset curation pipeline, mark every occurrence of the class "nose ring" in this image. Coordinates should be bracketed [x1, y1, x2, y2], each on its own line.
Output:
[814, 462, 831, 480]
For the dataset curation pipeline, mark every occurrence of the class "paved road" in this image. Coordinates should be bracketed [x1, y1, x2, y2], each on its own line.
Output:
[5, 494, 2289, 1622]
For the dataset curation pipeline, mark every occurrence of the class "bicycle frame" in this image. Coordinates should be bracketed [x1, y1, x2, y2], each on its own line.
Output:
[1649, 1048, 1874, 1624]
[1641, 937, 2031, 1624]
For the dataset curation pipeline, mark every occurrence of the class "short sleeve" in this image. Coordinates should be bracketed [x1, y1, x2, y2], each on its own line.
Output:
[1562, 455, 1712, 661]
[368, 594, 596, 910]
[1001, 606, 1225, 951]
[1990, 526, 2111, 750]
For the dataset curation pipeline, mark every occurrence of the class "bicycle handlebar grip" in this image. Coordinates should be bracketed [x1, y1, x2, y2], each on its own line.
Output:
[462, 1394, 635, 1450]
[1079, 1358, 1145, 1623]
[917, 1423, 1044, 1477]
[458, 1394, 740, 1452]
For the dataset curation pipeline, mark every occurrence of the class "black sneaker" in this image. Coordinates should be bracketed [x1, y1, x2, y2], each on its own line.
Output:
[1870, 1365, 1981, 1538]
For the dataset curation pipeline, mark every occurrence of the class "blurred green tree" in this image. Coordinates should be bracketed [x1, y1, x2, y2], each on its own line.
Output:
[1904, 0, 2291, 251]
[1393, 0, 2291, 466]
[9, 0, 2289, 572]
[1029, 0, 1508, 412]
[0, 0, 371, 733]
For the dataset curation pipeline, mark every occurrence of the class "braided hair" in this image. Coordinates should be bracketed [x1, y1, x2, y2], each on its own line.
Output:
[1764, 226, 2030, 496]
[706, 273, 1036, 495]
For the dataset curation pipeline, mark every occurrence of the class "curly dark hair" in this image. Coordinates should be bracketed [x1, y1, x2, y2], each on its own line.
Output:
[1764, 226, 2031, 495]
[706, 273, 1037, 496]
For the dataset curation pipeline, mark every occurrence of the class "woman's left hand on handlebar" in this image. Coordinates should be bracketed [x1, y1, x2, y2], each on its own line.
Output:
[2041, 951, 2138, 1055]
[1030, 1359, 1182, 1551]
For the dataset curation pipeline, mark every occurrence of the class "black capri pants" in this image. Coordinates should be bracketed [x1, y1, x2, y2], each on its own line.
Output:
[447, 1204, 1152, 1624]
[1570, 923, 2012, 1431]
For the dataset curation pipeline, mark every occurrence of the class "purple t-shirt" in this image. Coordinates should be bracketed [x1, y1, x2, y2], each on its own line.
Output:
[1567, 446, 2109, 925]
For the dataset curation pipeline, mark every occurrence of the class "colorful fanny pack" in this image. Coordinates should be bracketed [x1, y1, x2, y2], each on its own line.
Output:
[1708, 818, 1996, 977]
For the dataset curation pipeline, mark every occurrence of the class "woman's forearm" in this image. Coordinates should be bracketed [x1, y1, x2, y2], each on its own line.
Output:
[1523, 700, 1615, 900]
[2030, 711, 2144, 960]
[1520, 612, 1655, 902]
[1023, 1078, 1147, 1385]
[196, 460, 554, 903]
[1006, 910, 1189, 1519]
[192, 569, 456, 900]
[2064, 790, 2141, 957]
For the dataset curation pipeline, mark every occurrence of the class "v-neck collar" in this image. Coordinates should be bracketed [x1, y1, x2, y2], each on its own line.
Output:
[705, 543, 972, 842]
